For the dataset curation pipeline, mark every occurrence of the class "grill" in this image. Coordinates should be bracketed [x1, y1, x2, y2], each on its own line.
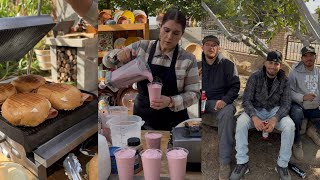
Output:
[0, 91, 97, 180]
[0, 91, 97, 153]
[0, 6, 97, 179]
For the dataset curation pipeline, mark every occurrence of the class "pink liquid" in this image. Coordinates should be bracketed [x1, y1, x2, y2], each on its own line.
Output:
[141, 149, 162, 180]
[114, 148, 136, 180]
[166, 149, 188, 180]
[145, 132, 162, 149]
[148, 83, 162, 102]
[110, 59, 153, 88]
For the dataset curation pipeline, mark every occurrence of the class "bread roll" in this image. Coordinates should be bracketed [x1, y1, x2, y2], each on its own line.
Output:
[0, 83, 16, 104]
[1, 93, 51, 127]
[11, 74, 46, 93]
[37, 83, 83, 110]
[88, 154, 98, 180]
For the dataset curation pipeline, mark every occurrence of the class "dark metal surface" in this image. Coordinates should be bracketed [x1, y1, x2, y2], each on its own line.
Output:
[0, 91, 97, 152]
[0, 15, 55, 62]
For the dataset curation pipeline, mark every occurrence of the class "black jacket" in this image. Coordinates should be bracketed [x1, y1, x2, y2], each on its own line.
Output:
[202, 52, 240, 104]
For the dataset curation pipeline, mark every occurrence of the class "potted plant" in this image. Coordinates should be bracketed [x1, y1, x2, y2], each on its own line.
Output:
[34, 37, 51, 71]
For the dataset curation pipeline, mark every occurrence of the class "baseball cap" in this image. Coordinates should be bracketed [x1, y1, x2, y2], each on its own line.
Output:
[301, 46, 316, 55]
[202, 35, 220, 45]
[266, 51, 282, 63]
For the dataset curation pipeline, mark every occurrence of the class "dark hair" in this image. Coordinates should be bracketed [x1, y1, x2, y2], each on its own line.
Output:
[161, 8, 187, 33]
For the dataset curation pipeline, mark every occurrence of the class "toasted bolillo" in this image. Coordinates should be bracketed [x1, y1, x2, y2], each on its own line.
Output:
[11, 74, 46, 93]
[0, 83, 16, 104]
[37, 83, 83, 110]
[1, 93, 52, 126]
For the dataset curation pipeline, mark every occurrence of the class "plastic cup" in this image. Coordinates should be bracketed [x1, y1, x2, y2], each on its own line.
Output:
[140, 149, 162, 180]
[166, 147, 189, 180]
[114, 147, 136, 180]
[147, 82, 162, 102]
[145, 132, 162, 149]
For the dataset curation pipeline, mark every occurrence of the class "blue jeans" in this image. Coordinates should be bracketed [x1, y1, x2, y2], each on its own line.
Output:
[235, 107, 295, 167]
[290, 103, 320, 143]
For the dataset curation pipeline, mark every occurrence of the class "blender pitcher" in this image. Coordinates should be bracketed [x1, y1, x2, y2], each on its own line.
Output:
[106, 56, 153, 89]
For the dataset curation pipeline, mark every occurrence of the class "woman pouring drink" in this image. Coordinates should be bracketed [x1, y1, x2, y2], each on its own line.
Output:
[103, 8, 200, 130]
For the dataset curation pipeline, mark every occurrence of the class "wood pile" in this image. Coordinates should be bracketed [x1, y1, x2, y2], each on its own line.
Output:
[56, 47, 77, 83]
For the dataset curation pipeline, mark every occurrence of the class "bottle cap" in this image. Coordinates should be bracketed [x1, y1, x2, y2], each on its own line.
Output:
[127, 137, 141, 146]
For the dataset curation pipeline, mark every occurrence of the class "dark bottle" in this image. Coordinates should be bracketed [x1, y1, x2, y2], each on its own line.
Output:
[127, 137, 143, 174]
[288, 162, 306, 178]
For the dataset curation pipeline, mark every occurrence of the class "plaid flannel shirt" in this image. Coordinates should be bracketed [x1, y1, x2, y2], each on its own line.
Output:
[103, 40, 200, 112]
[243, 67, 291, 121]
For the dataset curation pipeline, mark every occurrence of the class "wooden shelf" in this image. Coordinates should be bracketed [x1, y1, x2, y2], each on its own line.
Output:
[98, 23, 150, 57]
[98, 23, 149, 40]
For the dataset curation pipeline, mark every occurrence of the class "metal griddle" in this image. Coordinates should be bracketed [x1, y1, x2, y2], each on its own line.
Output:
[0, 91, 97, 153]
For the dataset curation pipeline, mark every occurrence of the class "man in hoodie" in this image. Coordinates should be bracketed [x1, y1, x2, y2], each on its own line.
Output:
[289, 46, 320, 160]
[201, 35, 240, 180]
[230, 51, 295, 180]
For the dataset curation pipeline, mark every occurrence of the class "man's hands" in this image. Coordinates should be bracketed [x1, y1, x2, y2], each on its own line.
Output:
[252, 116, 277, 133]
[150, 95, 171, 110]
[303, 93, 317, 101]
[214, 100, 226, 111]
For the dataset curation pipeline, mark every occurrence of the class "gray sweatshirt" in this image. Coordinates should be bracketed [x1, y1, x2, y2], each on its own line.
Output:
[288, 61, 320, 109]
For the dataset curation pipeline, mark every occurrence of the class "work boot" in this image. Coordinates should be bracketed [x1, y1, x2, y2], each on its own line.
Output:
[275, 165, 291, 180]
[292, 141, 303, 160]
[229, 162, 249, 180]
[307, 126, 320, 146]
[218, 164, 231, 180]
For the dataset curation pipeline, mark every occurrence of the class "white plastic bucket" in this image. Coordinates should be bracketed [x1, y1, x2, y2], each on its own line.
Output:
[107, 115, 145, 147]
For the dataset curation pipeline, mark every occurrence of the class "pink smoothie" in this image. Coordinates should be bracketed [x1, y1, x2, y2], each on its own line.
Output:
[110, 59, 153, 88]
[166, 148, 189, 180]
[114, 148, 136, 180]
[145, 132, 162, 149]
[140, 149, 162, 180]
[147, 83, 162, 102]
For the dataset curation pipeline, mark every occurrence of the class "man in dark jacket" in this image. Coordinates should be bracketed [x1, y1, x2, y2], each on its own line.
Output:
[230, 51, 295, 180]
[202, 35, 240, 180]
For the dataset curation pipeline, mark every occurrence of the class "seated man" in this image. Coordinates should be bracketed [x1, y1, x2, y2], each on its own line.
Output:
[230, 51, 295, 180]
[289, 46, 320, 160]
[201, 35, 240, 180]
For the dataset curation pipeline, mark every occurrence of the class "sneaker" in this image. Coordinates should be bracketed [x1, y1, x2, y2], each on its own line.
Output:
[292, 141, 303, 160]
[275, 165, 291, 180]
[307, 126, 320, 146]
[229, 162, 249, 180]
[219, 164, 231, 180]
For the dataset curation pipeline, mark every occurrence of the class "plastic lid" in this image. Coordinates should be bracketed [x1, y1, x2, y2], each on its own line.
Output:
[127, 137, 140, 146]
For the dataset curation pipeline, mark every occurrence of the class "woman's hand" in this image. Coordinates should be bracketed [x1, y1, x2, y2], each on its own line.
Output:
[150, 95, 171, 110]
[116, 48, 137, 63]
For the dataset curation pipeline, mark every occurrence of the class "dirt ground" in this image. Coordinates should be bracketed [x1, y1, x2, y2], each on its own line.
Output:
[201, 124, 320, 180]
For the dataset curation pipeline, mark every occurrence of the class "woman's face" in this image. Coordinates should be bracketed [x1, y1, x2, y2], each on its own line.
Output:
[159, 20, 183, 52]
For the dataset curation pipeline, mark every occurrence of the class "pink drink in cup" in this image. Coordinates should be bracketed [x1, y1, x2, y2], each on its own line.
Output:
[140, 149, 162, 180]
[147, 82, 162, 102]
[166, 147, 189, 180]
[114, 147, 136, 180]
[145, 132, 162, 149]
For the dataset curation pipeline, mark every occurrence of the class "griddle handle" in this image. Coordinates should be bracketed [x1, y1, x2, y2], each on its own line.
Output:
[37, 0, 44, 16]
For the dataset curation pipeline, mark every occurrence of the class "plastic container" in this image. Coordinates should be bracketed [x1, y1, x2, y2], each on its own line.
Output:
[107, 115, 145, 147]
[0, 162, 37, 180]
[98, 134, 111, 179]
